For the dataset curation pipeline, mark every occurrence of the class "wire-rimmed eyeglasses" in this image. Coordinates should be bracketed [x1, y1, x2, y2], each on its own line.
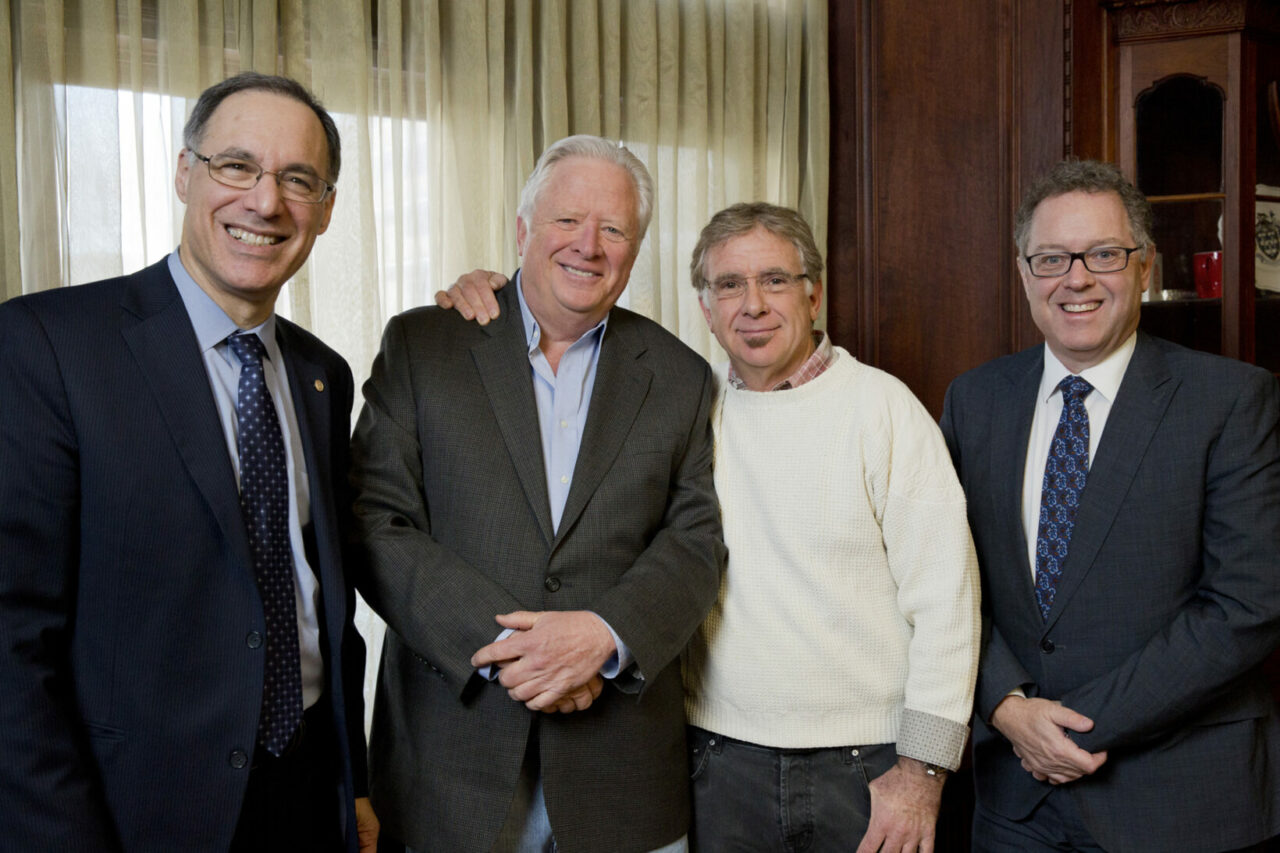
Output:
[704, 272, 808, 301]
[189, 151, 334, 204]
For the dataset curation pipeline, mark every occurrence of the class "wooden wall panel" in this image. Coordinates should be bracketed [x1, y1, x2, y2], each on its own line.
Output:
[828, 0, 1076, 416]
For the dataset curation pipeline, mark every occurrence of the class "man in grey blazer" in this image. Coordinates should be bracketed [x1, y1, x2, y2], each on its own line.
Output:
[940, 159, 1280, 851]
[350, 135, 725, 853]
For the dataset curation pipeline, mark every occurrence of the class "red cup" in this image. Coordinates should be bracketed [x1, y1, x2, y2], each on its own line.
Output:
[1193, 251, 1222, 298]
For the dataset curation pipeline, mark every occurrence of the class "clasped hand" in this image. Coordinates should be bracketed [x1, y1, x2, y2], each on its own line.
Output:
[990, 695, 1108, 785]
[471, 610, 615, 714]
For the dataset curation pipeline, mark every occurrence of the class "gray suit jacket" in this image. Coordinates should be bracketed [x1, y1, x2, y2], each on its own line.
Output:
[351, 281, 725, 853]
[940, 332, 1280, 852]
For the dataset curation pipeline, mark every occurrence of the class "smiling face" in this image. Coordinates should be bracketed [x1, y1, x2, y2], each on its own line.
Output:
[699, 225, 822, 391]
[1021, 190, 1152, 373]
[515, 156, 640, 341]
[175, 90, 335, 327]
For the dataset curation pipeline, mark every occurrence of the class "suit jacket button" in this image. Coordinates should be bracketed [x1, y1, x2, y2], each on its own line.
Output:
[246, 631, 263, 649]
[229, 749, 249, 769]
[544, 576, 561, 592]
[1041, 639, 1055, 653]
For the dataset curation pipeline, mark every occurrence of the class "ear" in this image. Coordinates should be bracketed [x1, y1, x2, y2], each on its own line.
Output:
[1137, 244, 1155, 293]
[516, 216, 529, 258]
[175, 149, 192, 202]
[1017, 257, 1036, 301]
[807, 278, 824, 321]
[315, 188, 337, 235]
[698, 291, 714, 328]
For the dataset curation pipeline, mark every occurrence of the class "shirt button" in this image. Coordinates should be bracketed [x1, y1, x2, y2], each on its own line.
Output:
[559, 475, 569, 484]
[246, 631, 263, 649]
[560, 420, 568, 429]
[544, 577, 561, 592]
[229, 749, 249, 769]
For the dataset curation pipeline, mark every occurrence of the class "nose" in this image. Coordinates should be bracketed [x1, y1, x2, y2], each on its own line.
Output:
[740, 278, 769, 316]
[570, 220, 603, 257]
[241, 171, 286, 216]
[1063, 255, 1095, 288]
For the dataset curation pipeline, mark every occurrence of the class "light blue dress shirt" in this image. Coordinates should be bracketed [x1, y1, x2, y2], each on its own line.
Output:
[168, 251, 324, 708]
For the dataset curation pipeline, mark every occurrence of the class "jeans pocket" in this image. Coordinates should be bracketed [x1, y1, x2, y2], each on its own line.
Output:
[849, 742, 897, 786]
[688, 727, 715, 781]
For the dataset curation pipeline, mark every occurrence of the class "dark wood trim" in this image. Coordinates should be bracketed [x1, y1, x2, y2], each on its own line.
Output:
[825, 0, 863, 359]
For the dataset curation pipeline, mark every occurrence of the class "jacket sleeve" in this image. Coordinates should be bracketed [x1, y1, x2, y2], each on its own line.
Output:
[1062, 369, 1280, 752]
[0, 299, 122, 851]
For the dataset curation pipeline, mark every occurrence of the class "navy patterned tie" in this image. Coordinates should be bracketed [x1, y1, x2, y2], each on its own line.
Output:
[1034, 375, 1093, 620]
[228, 332, 303, 756]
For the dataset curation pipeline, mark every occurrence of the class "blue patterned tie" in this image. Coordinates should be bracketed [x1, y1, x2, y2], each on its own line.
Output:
[228, 332, 303, 756]
[1034, 375, 1093, 620]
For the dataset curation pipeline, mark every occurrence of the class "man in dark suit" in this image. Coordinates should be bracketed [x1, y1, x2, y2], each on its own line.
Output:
[940, 159, 1280, 852]
[350, 135, 725, 853]
[0, 73, 376, 852]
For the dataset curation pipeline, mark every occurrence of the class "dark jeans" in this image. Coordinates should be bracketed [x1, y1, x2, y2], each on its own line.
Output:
[230, 698, 344, 853]
[688, 726, 897, 852]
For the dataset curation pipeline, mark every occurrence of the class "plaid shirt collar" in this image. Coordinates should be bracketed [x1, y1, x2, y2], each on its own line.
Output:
[727, 331, 833, 391]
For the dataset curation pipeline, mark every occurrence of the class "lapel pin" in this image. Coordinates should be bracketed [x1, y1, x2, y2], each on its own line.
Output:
[314, 379, 325, 392]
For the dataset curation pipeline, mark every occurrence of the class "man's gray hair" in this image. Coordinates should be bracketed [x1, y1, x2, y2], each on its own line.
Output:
[690, 202, 824, 298]
[1014, 159, 1153, 256]
[517, 135, 654, 239]
[183, 71, 342, 183]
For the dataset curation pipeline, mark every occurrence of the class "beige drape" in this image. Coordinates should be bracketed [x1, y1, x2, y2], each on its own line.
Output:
[4, 0, 828, 372]
[3, 0, 828, 730]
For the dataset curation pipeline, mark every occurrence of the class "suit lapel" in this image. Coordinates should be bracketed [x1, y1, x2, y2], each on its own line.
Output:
[555, 313, 651, 549]
[472, 286, 556, 546]
[119, 263, 252, 572]
[1044, 335, 1177, 627]
[993, 350, 1043, 614]
[277, 323, 331, 512]
[277, 321, 334, 554]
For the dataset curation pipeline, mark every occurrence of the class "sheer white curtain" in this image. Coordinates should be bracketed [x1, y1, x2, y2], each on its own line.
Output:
[3, 0, 829, 729]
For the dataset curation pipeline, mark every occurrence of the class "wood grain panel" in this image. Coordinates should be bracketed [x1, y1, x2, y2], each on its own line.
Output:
[828, 0, 1071, 416]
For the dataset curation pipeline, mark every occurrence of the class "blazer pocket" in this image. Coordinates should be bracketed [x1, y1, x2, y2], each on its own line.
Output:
[86, 721, 126, 741]
[85, 721, 126, 772]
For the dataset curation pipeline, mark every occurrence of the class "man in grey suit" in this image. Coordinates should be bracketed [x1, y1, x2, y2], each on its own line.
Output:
[940, 159, 1280, 851]
[350, 135, 725, 853]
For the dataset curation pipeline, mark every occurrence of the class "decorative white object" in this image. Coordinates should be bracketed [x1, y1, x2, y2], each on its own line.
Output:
[1258, 184, 1280, 293]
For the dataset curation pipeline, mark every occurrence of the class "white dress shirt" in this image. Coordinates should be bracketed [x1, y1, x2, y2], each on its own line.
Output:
[1021, 333, 1138, 579]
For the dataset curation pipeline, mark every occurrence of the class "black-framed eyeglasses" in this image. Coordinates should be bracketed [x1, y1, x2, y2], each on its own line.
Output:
[190, 151, 334, 204]
[1024, 246, 1142, 278]
[705, 272, 808, 301]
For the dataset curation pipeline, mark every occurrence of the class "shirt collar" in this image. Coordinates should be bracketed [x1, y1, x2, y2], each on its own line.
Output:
[1039, 332, 1136, 406]
[727, 330, 833, 391]
[514, 270, 608, 355]
[168, 250, 280, 361]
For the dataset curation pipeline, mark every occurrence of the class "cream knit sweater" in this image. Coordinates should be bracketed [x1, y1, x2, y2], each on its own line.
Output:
[683, 347, 980, 768]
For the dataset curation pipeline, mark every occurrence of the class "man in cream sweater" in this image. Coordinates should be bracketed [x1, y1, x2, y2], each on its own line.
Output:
[439, 202, 979, 852]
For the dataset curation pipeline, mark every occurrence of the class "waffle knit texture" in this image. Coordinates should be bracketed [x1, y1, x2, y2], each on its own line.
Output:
[684, 347, 980, 769]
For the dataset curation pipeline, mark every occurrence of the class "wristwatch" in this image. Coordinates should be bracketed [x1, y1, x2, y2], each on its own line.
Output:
[923, 762, 948, 779]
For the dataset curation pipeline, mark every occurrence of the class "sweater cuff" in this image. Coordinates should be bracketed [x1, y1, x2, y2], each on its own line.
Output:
[895, 708, 969, 771]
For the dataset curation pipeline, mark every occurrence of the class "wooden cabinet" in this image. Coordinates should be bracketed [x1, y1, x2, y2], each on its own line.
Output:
[1107, 0, 1280, 371]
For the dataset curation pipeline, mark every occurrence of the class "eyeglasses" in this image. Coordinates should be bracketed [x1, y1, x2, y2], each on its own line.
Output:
[705, 272, 808, 301]
[189, 151, 334, 204]
[1024, 246, 1142, 278]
